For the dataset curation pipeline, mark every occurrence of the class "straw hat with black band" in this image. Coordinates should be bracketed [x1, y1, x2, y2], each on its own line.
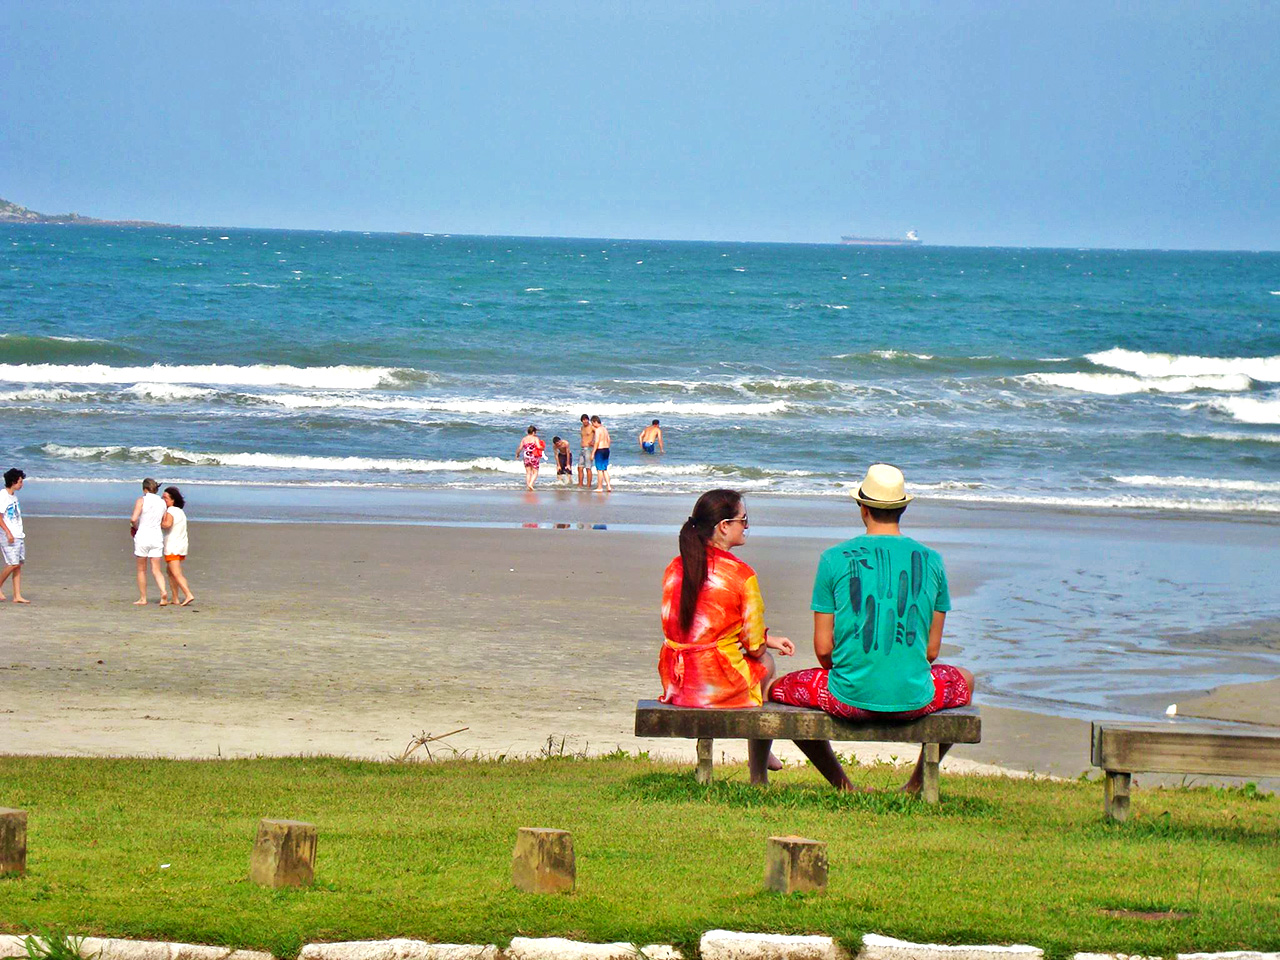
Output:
[852, 463, 914, 509]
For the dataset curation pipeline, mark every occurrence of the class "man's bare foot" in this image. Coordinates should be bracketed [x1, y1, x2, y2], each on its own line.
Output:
[12, 596, 29, 604]
[841, 782, 874, 793]
[767, 752, 784, 771]
[133, 599, 148, 605]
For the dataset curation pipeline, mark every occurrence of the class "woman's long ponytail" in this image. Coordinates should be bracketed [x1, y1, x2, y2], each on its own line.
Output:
[677, 488, 743, 636]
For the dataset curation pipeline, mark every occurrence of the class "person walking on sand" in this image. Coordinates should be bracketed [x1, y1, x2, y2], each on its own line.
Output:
[517, 425, 546, 490]
[0, 468, 30, 604]
[552, 436, 573, 486]
[577, 413, 595, 488]
[130, 478, 169, 605]
[160, 486, 195, 606]
[768, 464, 976, 795]
[591, 415, 612, 492]
[639, 419, 664, 454]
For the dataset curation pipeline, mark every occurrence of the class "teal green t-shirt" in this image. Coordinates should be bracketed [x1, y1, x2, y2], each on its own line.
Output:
[810, 534, 951, 712]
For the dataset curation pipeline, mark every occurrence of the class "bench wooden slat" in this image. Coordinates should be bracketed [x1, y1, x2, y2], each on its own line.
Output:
[1091, 722, 1280, 778]
[635, 700, 981, 744]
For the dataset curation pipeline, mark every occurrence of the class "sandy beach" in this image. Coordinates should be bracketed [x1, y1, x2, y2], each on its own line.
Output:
[3, 507, 1276, 789]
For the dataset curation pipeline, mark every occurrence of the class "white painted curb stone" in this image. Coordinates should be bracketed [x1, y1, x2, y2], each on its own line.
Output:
[1075, 954, 1162, 960]
[301, 943, 498, 960]
[1180, 955, 1280, 960]
[700, 931, 849, 960]
[860, 935, 1042, 960]
[0, 939, 272, 960]
[507, 939, 680, 960]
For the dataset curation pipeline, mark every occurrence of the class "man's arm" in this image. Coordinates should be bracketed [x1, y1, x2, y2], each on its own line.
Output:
[658, 429, 664, 452]
[0, 515, 11, 544]
[813, 612, 835, 670]
[926, 611, 946, 663]
[130, 496, 145, 524]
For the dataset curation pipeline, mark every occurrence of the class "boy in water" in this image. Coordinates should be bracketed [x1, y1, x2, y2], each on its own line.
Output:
[552, 436, 573, 485]
[577, 413, 595, 488]
[591, 415, 612, 492]
[639, 419, 664, 454]
[0, 467, 29, 603]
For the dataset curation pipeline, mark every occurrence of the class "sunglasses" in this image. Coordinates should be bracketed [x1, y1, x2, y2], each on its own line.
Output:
[721, 514, 749, 527]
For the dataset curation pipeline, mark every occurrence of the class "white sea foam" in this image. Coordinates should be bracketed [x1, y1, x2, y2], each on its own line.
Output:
[871, 349, 935, 360]
[1115, 474, 1280, 493]
[0, 387, 90, 402]
[251, 392, 792, 417]
[1177, 430, 1280, 444]
[1197, 395, 1280, 424]
[0, 362, 410, 389]
[821, 304, 849, 310]
[121, 382, 216, 400]
[1023, 371, 1253, 395]
[38, 443, 811, 480]
[1086, 347, 1280, 383]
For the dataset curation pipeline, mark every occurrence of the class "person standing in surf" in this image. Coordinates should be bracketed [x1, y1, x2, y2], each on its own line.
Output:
[768, 463, 975, 795]
[577, 413, 595, 488]
[591, 415, 612, 492]
[639, 419, 664, 454]
[516, 425, 546, 490]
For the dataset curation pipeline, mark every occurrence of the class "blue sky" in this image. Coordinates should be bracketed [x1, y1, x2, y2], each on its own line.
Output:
[2, 1, 1276, 249]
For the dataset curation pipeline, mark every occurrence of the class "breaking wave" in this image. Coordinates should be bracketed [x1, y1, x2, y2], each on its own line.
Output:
[1087, 348, 1280, 383]
[0, 362, 418, 390]
[1023, 372, 1253, 395]
[1195, 395, 1280, 424]
[251, 393, 792, 417]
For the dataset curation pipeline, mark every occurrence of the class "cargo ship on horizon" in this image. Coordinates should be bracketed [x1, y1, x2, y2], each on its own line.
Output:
[841, 230, 921, 246]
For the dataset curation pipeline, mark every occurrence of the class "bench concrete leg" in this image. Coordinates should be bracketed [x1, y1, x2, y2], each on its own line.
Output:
[1104, 771, 1131, 822]
[922, 743, 941, 804]
[696, 738, 714, 784]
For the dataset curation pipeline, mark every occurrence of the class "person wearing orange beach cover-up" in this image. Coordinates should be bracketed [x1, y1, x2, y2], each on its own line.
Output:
[658, 488, 860, 790]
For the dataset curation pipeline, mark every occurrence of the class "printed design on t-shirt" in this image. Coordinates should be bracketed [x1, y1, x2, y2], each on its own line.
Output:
[842, 545, 928, 655]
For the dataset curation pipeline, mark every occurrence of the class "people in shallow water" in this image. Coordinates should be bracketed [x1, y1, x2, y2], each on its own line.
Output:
[516, 425, 546, 491]
[658, 488, 801, 782]
[639, 419, 664, 454]
[768, 463, 976, 795]
[552, 435, 573, 485]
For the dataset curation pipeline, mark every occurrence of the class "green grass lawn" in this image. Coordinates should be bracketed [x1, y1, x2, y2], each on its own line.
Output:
[0, 755, 1276, 959]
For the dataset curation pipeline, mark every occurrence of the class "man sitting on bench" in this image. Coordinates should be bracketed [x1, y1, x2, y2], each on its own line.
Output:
[769, 463, 976, 795]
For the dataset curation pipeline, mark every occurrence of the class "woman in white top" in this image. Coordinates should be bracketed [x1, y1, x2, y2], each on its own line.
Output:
[130, 477, 169, 605]
[161, 485, 195, 606]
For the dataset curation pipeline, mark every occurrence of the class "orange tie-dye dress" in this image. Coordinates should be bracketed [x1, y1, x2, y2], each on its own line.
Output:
[659, 545, 770, 707]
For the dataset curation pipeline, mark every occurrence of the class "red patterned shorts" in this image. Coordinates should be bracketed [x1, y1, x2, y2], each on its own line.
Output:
[768, 664, 971, 721]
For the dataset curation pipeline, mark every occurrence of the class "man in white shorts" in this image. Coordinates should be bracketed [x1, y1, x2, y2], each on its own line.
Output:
[0, 467, 29, 603]
[130, 477, 169, 605]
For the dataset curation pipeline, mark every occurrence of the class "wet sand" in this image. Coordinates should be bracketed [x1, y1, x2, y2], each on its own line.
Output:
[0, 516, 1271, 785]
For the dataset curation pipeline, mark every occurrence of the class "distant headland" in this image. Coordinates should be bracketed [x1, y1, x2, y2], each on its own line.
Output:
[0, 195, 172, 227]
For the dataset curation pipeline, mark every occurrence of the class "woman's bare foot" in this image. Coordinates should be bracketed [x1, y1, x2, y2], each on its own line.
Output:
[180, 596, 195, 606]
[133, 598, 148, 605]
[767, 752, 784, 771]
[158, 597, 170, 606]
[12, 596, 30, 603]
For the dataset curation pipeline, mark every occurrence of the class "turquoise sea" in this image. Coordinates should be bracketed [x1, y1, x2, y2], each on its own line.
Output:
[2, 225, 1278, 511]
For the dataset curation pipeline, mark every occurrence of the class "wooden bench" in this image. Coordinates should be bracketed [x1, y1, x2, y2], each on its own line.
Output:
[635, 699, 981, 803]
[1091, 720, 1280, 821]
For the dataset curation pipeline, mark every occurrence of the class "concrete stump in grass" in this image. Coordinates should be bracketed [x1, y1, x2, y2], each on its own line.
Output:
[0, 809, 26, 876]
[511, 827, 575, 893]
[249, 818, 317, 888]
[764, 835, 827, 894]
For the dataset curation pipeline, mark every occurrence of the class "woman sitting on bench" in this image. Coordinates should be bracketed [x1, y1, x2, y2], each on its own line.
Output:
[658, 489, 859, 790]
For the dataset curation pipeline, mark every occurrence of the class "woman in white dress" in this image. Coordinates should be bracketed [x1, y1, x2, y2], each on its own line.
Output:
[161, 486, 195, 606]
[129, 477, 168, 605]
